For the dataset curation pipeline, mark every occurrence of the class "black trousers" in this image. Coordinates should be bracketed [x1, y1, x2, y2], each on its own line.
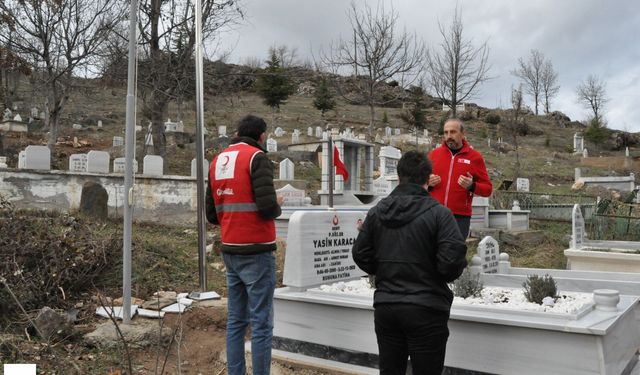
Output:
[374, 303, 450, 375]
[454, 214, 471, 239]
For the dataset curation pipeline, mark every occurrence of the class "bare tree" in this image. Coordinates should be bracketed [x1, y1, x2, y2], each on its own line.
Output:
[0, 43, 31, 110]
[576, 74, 608, 123]
[0, 0, 123, 149]
[425, 6, 490, 118]
[540, 60, 559, 114]
[509, 84, 524, 174]
[323, 1, 426, 136]
[512, 49, 545, 115]
[272, 44, 299, 68]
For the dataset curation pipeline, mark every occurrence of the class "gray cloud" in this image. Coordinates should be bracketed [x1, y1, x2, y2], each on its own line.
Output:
[216, 0, 640, 131]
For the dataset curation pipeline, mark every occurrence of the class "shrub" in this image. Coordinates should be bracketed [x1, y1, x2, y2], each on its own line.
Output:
[452, 268, 484, 298]
[485, 113, 501, 125]
[459, 111, 474, 121]
[522, 274, 557, 304]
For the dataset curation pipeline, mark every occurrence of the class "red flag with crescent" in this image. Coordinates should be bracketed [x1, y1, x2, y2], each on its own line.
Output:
[333, 145, 349, 182]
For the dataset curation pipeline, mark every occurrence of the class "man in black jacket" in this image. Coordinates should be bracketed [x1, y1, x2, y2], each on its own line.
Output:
[352, 151, 467, 375]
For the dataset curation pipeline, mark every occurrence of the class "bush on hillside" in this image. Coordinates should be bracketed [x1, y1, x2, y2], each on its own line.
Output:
[485, 113, 501, 125]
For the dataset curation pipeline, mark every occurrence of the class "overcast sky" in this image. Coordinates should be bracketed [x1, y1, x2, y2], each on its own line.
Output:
[214, 0, 640, 132]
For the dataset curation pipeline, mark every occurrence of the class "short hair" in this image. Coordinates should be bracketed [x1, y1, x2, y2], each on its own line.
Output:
[444, 118, 464, 132]
[397, 151, 432, 185]
[236, 115, 267, 141]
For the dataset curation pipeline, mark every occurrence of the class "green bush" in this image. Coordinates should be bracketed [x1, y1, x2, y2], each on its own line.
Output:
[452, 268, 484, 298]
[522, 274, 557, 304]
[485, 113, 501, 125]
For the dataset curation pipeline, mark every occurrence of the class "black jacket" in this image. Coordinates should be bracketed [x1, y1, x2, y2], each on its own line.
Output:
[352, 183, 467, 312]
[206, 136, 282, 254]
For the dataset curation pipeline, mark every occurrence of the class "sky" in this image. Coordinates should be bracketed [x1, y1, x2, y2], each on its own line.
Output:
[214, 0, 640, 132]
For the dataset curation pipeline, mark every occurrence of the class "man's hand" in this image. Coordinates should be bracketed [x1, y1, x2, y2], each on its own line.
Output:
[428, 174, 441, 187]
[458, 172, 474, 190]
[277, 195, 285, 206]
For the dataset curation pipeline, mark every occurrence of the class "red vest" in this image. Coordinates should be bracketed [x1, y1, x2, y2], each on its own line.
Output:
[209, 142, 276, 246]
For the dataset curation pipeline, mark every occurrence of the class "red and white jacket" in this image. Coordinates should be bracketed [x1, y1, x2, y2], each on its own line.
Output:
[209, 142, 276, 246]
[428, 140, 492, 217]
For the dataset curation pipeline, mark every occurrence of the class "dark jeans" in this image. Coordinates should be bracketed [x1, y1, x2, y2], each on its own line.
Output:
[375, 303, 450, 375]
[454, 215, 471, 239]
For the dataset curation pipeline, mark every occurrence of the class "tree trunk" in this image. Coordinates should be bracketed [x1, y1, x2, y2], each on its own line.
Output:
[368, 103, 375, 138]
[534, 93, 539, 115]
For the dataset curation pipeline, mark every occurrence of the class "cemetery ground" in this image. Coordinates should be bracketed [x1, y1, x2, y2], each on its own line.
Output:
[0, 198, 571, 374]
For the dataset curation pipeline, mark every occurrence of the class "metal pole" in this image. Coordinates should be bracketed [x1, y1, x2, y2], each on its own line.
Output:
[194, 0, 208, 292]
[328, 135, 334, 208]
[122, 0, 138, 324]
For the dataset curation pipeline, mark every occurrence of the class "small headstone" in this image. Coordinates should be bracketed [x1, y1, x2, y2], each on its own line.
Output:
[13, 114, 22, 122]
[113, 157, 138, 174]
[112, 136, 124, 147]
[375, 133, 382, 143]
[24, 145, 50, 170]
[307, 127, 313, 137]
[266, 138, 277, 152]
[72, 123, 83, 130]
[516, 178, 530, 192]
[571, 204, 585, 249]
[97, 120, 103, 128]
[191, 158, 210, 178]
[292, 132, 299, 144]
[358, 133, 366, 140]
[135, 125, 142, 132]
[487, 138, 491, 148]
[79, 181, 108, 220]
[385, 126, 392, 137]
[218, 125, 227, 137]
[582, 148, 588, 158]
[330, 128, 339, 137]
[424, 129, 429, 138]
[145, 133, 153, 146]
[573, 133, 584, 153]
[274, 127, 285, 137]
[31, 107, 38, 118]
[394, 128, 401, 136]
[18, 151, 26, 168]
[2, 108, 11, 121]
[512, 200, 521, 211]
[276, 184, 307, 206]
[379, 146, 401, 177]
[315, 126, 323, 138]
[143, 155, 163, 176]
[69, 154, 88, 172]
[39, 111, 45, 119]
[477, 236, 500, 273]
[279, 158, 295, 180]
[86, 150, 110, 173]
[373, 175, 394, 196]
[625, 147, 630, 157]
[0, 156, 7, 168]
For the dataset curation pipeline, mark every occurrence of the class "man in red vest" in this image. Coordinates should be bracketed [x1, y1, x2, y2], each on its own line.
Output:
[428, 118, 492, 238]
[206, 115, 283, 375]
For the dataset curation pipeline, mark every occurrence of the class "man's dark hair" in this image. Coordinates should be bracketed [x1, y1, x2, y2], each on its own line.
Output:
[397, 151, 432, 185]
[236, 115, 267, 141]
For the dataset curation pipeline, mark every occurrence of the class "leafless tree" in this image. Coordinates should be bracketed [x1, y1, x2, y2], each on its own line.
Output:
[0, 0, 124, 149]
[509, 84, 524, 174]
[540, 60, 559, 114]
[323, 1, 426, 136]
[576, 74, 608, 123]
[512, 49, 545, 115]
[425, 6, 490, 118]
[272, 44, 299, 68]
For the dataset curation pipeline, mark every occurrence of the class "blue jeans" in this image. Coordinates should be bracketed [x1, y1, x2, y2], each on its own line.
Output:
[223, 252, 276, 375]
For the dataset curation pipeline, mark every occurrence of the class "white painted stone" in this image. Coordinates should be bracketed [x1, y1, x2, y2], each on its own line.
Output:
[276, 184, 307, 206]
[24, 145, 50, 170]
[13, 114, 22, 122]
[357, 133, 366, 140]
[69, 154, 87, 172]
[573, 133, 584, 153]
[143, 155, 163, 176]
[137, 308, 165, 319]
[31, 107, 39, 118]
[95, 305, 138, 320]
[0, 156, 6, 168]
[582, 148, 588, 158]
[394, 128, 401, 136]
[72, 123, 83, 130]
[283, 211, 367, 289]
[164, 119, 179, 133]
[97, 120, 102, 128]
[571, 204, 585, 250]
[516, 178, 530, 192]
[625, 147, 630, 157]
[307, 127, 313, 136]
[112, 136, 124, 147]
[424, 129, 429, 138]
[274, 127, 285, 137]
[315, 126, 323, 138]
[266, 138, 278, 152]
[384, 126, 391, 137]
[18, 151, 25, 169]
[86, 151, 110, 174]
[292, 132, 299, 144]
[218, 125, 227, 137]
[279, 158, 295, 180]
[113, 157, 138, 174]
[191, 158, 209, 178]
[477, 236, 500, 273]
[161, 303, 188, 313]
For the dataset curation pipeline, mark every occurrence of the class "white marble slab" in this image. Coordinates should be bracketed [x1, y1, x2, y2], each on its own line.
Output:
[86, 150, 110, 174]
[137, 308, 165, 319]
[96, 305, 138, 320]
[24, 145, 50, 170]
[143, 155, 163, 176]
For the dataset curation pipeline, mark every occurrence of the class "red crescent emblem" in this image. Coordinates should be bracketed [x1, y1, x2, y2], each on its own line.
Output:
[332, 215, 339, 226]
[222, 155, 230, 166]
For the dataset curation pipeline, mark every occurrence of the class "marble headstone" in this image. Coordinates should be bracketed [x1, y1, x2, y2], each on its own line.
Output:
[266, 138, 278, 153]
[13, 114, 22, 122]
[18, 151, 25, 168]
[218, 125, 227, 137]
[97, 120, 103, 128]
[274, 127, 285, 137]
[384, 126, 392, 137]
[191, 158, 210, 178]
[307, 127, 313, 137]
[379, 146, 401, 177]
[69, 154, 88, 172]
[291, 132, 299, 144]
[0, 156, 7, 168]
[571, 204, 585, 250]
[373, 175, 394, 196]
[394, 128, 401, 136]
[477, 236, 500, 273]
[112, 136, 124, 147]
[279, 158, 295, 180]
[276, 184, 308, 206]
[143, 155, 163, 176]
[86, 151, 110, 173]
[516, 178, 530, 192]
[145, 133, 154, 146]
[72, 123, 83, 130]
[113, 157, 138, 174]
[23, 145, 50, 170]
[583, 148, 588, 158]
[315, 126, 323, 138]
[283, 211, 367, 289]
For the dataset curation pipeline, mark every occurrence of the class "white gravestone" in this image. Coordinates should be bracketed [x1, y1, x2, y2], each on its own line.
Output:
[516, 178, 530, 192]
[143, 155, 163, 176]
[13, 114, 22, 122]
[384, 126, 392, 138]
[625, 147, 630, 157]
[279, 158, 295, 180]
[31, 107, 38, 118]
[266, 138, 278, 153]
[379, 146, 401, 177]
[18, 151, 25, 168]
[583, 148, 588, 158]
[424, 129, 429, 138]
[276, 184, 309, 206]
[97, 120, 103, 128]
[145, 133, 154, 146]
[307, 127, 313, 137]
[373, 176, 394, 196]
[69, 154, 88, 172]
[0, 156, 7, 168]
[86, 151, 110, 174]
[23, 145, 50, 170]
[191, 158, 210, 178]
[477, 236, 500, 273]
[164, 119, 179, 133]
[571, 204, 585, 250]
[394, 128, 401, 136]
[283, 211, 367, 289]
[573, 133, 584, 153]
[218, 125, 227, 137]
[274, 127, 285, 137]
[291, 132, 299, 144]
[113, 158, 138, 174]
[72, 123, 83, 130]
[315, 126, 323, 138]
[112, 136, 124, 147]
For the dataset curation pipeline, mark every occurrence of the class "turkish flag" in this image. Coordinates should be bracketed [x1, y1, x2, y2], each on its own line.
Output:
[333, 145, 349, 182]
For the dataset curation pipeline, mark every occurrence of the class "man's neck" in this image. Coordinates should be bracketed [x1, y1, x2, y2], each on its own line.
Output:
[448, 144, 463, 155]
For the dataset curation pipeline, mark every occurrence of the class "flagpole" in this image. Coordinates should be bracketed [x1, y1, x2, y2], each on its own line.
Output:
[328, 134, 334, 209]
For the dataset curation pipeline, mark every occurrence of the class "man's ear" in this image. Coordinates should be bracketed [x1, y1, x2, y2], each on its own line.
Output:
[259, 132, 267, 143]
